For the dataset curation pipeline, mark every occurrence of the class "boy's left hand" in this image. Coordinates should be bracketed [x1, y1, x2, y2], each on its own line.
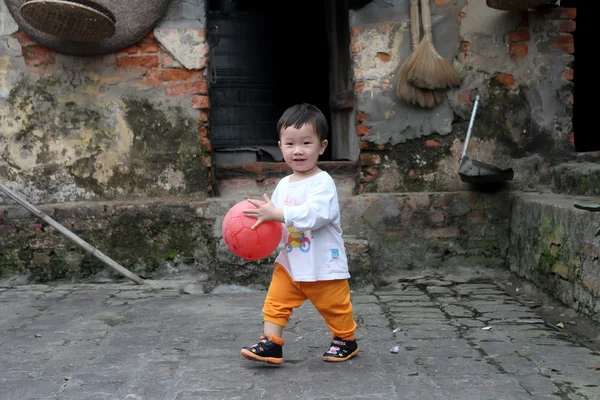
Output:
[243, 194, 284, 229]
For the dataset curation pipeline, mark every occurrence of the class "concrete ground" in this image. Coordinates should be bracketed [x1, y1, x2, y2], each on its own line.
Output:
[1, 267, 599, 400]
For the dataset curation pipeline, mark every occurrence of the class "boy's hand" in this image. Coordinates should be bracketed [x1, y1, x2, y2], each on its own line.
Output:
[243, 194, 284, 230]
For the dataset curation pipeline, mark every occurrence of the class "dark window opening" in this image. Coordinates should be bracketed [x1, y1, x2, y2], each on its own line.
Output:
[207, 0, 335, 163]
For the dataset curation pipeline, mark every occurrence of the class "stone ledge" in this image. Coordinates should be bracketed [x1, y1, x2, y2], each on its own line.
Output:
[551, 162, 600, 197]
[0, 191, 512, 291]
[508, 192, 600, 323]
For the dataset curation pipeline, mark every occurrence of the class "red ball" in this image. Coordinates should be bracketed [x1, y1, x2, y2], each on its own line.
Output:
[222, 200, 283, 260]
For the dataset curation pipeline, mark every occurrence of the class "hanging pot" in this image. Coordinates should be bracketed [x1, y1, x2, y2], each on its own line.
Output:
[4, 0, 171, 56]
[486, 0, 553, 10]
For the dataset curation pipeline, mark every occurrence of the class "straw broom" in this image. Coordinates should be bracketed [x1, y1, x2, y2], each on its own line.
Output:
[396, 0, 442, 108]
[407, 0, 461, 90]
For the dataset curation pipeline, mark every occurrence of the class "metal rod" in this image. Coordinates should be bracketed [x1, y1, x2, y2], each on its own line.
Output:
[0, 183, 144, 285]
[461, 94, 480, 161]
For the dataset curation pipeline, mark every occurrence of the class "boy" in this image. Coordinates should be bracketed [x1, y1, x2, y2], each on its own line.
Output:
[240, 103, 358, 365]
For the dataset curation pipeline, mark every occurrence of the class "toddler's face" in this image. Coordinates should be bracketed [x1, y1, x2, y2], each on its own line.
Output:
[278, 124, 327, 177]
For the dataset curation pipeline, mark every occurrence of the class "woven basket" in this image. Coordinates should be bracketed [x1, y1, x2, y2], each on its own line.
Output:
[486, 0, 552, 10]
[5, 0, 170, 56]
[20, 0, 116, 42]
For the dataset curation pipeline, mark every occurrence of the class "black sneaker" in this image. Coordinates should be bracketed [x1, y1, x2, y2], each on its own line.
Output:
[322, 337, 359, 362]
[240, 335, 283, 365]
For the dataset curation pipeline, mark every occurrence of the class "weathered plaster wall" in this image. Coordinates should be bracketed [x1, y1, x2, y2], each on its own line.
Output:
[351, 0, 575, 193]
[0, 0, 213, 204]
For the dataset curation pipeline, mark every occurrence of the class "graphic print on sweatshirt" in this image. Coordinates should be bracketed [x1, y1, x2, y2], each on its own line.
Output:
[284, 195, 312, 254]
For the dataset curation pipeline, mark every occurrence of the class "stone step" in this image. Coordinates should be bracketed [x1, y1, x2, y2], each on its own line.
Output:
[550, 162, 600, 197]
[508, 192, 600, 323]
[214, 161, 358, 199]
[343, 235, 372, 288]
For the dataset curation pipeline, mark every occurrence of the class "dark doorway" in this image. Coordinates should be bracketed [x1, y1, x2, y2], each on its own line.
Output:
[543, 0, 595, 152]
[207, 0, 334, 163]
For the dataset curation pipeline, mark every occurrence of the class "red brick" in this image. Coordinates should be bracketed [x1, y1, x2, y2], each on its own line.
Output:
[552, 35, 574, 53]
[381, 80, 392, 90]
[199, 126, 209, 138]
[495, 73, 516, 86]
[161, 53, 179, 68]
[201, 155, 212, 167]
[116, 45, 138, 55]
[351, 39, 360, 54]
[200, 138, 212, 152]
[0, 224, 16, 236]
[433, 197, 449, 209]
[535, 7, 576, 20]
[508, 31, 530, 44]
[351, 25, 366, 38]
[364, 173, 378, 182]
[198, 110, 209, 123]
[435, 0, 452, 5]
[162, 69, 204, 81]
[359, 141, 369, 150]
[33, 254, 51, 264]
[467, 210, 484, 220]
[559, 20, 576, 33]
[354, 82, 365, 93]
[459, 90, 472, 103]
[13, 31, 35, 46]
[116, 55, 159, 69]
[191, 95, 210, 109]
[359, 183, 368, 193]
[378, 22, 391, 33]
[376, 52, 391, 62]
[425, 139, 441, 147]
[509, 43, 528, 60]
[144, 31, 156, 40]
[357, 111, 369, 122]
[360, 154, 381, 166]
[165, 81, 208, 96]
[145, 68, 161, 86]
[356, 124, 370, 137]
[431, 212, 445, 223]
[139, 41, 159, 53]
[23, 45, 55, 67]
[561, 68, 574, 81]
[423, 227, 460, 238]
[460, 41, 470, 60]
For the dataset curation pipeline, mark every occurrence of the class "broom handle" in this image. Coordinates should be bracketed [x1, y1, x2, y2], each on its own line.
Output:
[461, 95, 480, 161]
[410, 0, 420, 49]
[420, 0, 433, 44]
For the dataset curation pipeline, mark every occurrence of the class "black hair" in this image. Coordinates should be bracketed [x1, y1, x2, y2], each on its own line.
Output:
[276, 103, 328, 141]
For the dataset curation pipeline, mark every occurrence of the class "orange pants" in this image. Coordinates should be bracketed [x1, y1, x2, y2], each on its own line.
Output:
[262, 263, 357, 341]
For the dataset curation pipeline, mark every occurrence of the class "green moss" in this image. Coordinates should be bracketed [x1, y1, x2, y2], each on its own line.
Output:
[578, 175, 588, 195]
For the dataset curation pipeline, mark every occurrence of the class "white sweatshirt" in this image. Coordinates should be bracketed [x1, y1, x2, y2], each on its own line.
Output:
[271, 170, 350, 282]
